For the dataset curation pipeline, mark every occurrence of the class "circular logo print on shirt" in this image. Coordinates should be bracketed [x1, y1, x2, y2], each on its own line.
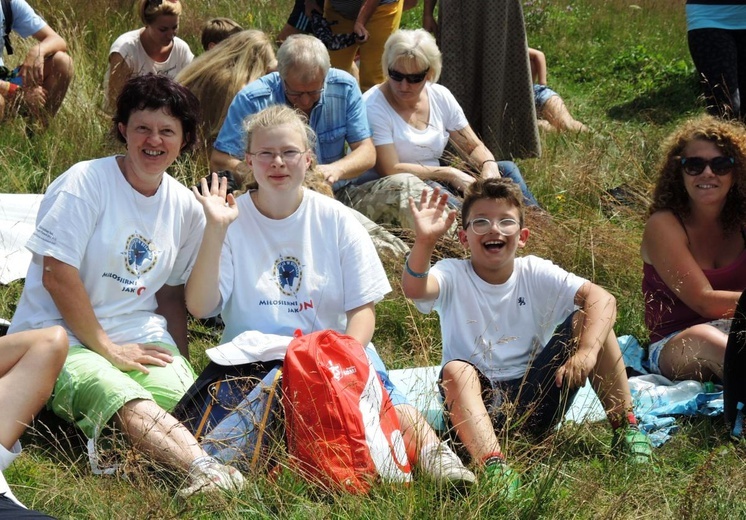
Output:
[124, 234, 157, 276]
[274, 256, 302, 296]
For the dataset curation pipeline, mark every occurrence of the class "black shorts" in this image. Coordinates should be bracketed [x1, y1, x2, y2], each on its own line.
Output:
[440, 312, 580, 440]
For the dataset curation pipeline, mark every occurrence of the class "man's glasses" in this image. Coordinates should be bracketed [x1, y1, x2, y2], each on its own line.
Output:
[680, 156, 735, 176]
[465, 217, 521, 236]
[388, 68, 430, 84]
[248, 149, 307, 164]
[284, 81, 324, 99]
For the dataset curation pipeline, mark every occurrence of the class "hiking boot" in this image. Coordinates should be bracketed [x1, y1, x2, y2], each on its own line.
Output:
[611, 424, 653, 464]
[419, 442, 476, 486]
[179, 457, 245, 497]
[481, 459, 520, 497]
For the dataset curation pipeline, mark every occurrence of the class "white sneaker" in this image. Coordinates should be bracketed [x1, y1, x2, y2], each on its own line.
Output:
[180, 457, 245, 497]
[419, 442, 476, 485]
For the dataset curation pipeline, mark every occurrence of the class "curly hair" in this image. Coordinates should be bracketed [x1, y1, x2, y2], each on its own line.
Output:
[649, 114, 746, 232]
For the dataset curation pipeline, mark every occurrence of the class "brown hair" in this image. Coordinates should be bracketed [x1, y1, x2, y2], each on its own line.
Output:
[200, 17, 243, 51]
[461, 178, 525, 227]
[649, 114, 746, 231]
[139, 0, 182, 26]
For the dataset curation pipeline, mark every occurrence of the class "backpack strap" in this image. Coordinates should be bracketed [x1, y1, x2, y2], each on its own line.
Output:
[2, 0, 13, 56]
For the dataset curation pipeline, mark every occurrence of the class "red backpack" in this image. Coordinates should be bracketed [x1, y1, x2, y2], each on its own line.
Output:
[282, 330, 411, 493]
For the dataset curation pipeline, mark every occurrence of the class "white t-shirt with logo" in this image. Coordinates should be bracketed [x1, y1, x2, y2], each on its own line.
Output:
[106, 29, 193, 79]
[9, 156, 205, 346]
[415, 256, 586, 382]
[216, 189, 391, 343]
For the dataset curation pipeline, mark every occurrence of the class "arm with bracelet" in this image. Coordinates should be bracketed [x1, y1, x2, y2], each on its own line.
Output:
[401, 187, 457, 300]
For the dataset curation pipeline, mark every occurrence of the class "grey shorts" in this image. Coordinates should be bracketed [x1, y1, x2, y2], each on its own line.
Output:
[647, 319, 732, 375]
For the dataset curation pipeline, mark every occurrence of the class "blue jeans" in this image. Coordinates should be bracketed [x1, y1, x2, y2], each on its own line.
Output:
[423, 160, 540, 209]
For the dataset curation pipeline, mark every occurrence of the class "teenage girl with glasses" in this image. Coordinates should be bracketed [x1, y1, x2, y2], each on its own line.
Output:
[641, 115, 746, 436]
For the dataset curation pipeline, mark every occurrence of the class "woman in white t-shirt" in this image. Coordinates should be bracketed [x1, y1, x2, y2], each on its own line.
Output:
[8, 75, 243, 497]
[186, 104, 475, 486]
[104, 0, 193, 111]
[337, 29, 538, 230]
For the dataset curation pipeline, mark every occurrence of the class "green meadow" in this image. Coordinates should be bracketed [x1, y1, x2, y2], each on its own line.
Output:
[2, 0, 745, 518]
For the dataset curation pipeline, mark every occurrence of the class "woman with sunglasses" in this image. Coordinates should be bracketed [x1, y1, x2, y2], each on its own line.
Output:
[642, 115, 746, 384]
[104, 0, 193, 111]
[336, 29, 538, 231]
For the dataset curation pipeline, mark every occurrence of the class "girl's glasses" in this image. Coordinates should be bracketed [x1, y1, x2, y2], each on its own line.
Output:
[249, 150, 307, 164]
[680, 156, 735, 176]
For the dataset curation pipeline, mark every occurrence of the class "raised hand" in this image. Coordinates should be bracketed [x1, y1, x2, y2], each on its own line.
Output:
[408, 187, 457, 244]
[192, 172, 239, 227]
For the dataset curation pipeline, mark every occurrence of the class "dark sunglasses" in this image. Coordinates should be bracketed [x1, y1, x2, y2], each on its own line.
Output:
[680, 156, 735, 176]
[388, 68, 429, 84]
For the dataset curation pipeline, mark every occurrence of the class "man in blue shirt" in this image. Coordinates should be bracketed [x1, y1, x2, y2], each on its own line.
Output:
[210, 34, 375, 188]
[0, 0, 72, 124]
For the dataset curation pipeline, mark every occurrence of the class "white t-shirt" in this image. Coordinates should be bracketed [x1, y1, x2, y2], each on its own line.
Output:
[8, 156, 205, 346]
[105, 29, 193, 82]
[362, 82, 468, 168]
[0, 441, 23, 508]
[415, 256, 586, 382]
[216, 189, 392, 343]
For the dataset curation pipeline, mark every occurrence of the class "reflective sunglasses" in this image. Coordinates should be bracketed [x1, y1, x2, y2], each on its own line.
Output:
[387, 68, 430, 84]
[680, 156, 735, 176]
[248, 149, 307, 164]
[465, 217, 521, 236]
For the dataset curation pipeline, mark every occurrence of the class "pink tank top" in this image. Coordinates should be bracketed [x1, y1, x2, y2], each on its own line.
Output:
[643, 249, 746, 342]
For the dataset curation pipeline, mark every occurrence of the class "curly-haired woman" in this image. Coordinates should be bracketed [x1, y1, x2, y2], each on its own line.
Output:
[642, 115, 746, 384]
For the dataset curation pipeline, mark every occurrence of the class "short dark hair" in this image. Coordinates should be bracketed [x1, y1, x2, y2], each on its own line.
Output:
[112, 74, 201, 153]
[461, 178, 525, 227]
[200, 17, 243, 51]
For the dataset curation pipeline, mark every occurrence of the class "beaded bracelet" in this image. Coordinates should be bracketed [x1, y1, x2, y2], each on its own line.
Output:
[404, 254, 429, 278]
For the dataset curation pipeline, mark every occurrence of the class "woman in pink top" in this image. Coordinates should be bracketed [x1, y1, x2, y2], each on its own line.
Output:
[641, 115, 746, 384]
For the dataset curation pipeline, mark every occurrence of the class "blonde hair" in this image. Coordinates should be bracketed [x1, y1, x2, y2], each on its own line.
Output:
[382, 29, 441, 83]
[139, 0, 182, 26]
[242, 105, 318, 190]
[177, 30, 276, 142]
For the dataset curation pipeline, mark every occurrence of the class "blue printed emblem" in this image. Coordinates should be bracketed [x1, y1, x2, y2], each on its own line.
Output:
[274, 256, 302, 296]
[124, 234, 157, 276]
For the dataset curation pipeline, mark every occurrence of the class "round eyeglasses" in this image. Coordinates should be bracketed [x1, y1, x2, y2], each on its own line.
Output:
[465, 217, 521, 236]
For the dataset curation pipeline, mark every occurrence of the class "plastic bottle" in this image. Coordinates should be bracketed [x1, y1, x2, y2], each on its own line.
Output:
[629, 374, 707, 414]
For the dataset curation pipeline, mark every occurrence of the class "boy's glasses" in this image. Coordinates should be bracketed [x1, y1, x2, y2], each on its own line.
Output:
[388, 68, 429, 84]
[680, 156, 735, 176]
[466, 217, 521, 236]
[248, 149, 307, 164]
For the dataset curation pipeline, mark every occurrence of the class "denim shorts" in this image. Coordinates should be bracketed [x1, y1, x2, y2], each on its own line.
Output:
[534, 84, 559, 112]
[647, 319, 732, 375]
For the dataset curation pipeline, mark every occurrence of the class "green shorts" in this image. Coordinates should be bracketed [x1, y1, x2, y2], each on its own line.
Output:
[50, 343, 196, 438]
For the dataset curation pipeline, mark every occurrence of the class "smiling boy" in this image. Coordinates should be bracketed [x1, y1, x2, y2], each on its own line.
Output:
[402, 178, 652, 488]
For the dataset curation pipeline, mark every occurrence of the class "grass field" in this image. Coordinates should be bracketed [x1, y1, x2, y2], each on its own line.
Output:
[2, 0, 746, 518]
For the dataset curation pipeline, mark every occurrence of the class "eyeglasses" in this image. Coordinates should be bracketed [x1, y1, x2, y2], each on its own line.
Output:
[248, 149, 307, 164]
[388, 68, 430, 84]
[466, 217, 521, 236]
[283, 81, 325, 99]
[680, 156, 735, 176]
